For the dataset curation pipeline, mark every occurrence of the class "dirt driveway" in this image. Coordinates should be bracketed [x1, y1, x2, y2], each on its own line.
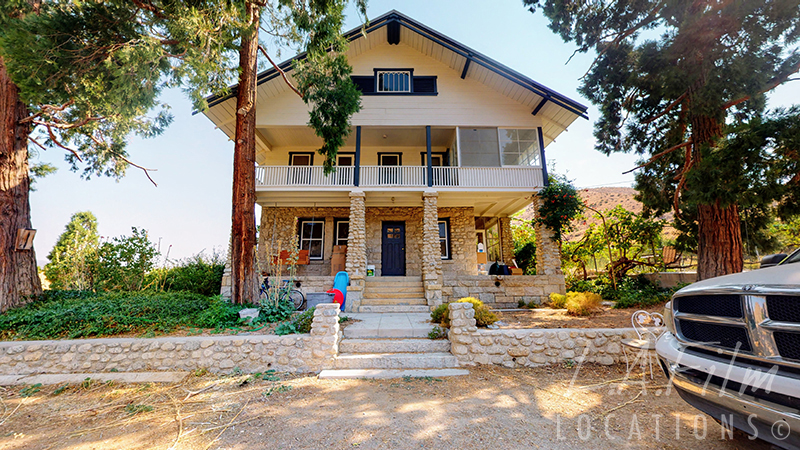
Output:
[0, 365, 769, 450]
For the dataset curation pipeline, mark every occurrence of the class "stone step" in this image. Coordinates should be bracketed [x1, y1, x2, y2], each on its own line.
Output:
[365, 276, 422, 283]
[318, 368, 469, 379]
[339, 338, 450, 354]
[356, 305, 432, 314]
[360, 297, 428, 305]
[333, 352, 459, 370]
[363, 287, 425, 295]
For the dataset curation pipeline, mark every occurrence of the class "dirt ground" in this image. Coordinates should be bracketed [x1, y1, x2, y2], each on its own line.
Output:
[0, 364, 769, 450]
[497, 303, 668, 329]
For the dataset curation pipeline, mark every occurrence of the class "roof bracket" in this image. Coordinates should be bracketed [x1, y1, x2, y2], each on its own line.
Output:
[532, 98, 548, 115]
[461, 56, 472, 79]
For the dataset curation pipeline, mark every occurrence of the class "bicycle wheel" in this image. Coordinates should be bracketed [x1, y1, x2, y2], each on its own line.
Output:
[287, 289, 305, 310]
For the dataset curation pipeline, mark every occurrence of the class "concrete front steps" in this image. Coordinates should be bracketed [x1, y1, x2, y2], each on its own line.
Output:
[321, 314, 467, 379]
[358, 276, 430, 313]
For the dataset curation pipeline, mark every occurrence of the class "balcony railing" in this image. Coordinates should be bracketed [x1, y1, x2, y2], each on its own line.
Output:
[255, 165, 543, 189]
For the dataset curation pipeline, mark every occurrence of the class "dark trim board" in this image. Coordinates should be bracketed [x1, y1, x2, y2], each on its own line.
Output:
[289, 152, 315, 166]
[377, 152, 403, 166]
[202, 10, 588, 120]
[419, 152, 448, 165]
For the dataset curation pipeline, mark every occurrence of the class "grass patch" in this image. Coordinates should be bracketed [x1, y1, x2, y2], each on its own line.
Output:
[0, 290, 252, 340]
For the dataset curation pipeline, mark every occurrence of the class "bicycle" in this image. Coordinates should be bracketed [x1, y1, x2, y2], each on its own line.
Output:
[259, 277, 306, 310]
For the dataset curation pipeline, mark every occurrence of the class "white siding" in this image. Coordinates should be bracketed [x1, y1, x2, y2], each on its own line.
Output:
[254, 43, 544, 129]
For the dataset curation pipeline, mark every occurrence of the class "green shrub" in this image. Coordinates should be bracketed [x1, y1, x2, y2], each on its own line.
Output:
[275, 308, 316, 335]
[260, 299, 296, 323]
[150, 253, 225, 296]
[549, 293, 567, 309]
[428, 326, 447, 339]
[0, 291, 249, 340]
[89, 227, 159, 291]
[430, 303, 449, 324]
[565, 292, 603, 316]
[456, 297, 498, 327]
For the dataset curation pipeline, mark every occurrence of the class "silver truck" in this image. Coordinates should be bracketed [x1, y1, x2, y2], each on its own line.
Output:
[656, 249, 800, 449]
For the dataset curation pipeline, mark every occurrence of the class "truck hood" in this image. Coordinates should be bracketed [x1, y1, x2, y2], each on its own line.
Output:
[676, 262, 800, 295]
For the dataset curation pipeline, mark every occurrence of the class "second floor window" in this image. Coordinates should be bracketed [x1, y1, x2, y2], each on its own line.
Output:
[377, 70, 411, 92]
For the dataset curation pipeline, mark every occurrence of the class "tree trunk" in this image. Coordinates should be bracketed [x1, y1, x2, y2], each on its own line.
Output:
[697, 201, 743, 279]
[0, 56, 42, 311]
[691, 114, 743, 280]
[229, 1, 260, 304]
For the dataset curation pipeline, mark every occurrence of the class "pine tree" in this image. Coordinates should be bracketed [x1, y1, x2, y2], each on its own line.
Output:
[44, 211, 99, 290]
[525, 0, 800, 279]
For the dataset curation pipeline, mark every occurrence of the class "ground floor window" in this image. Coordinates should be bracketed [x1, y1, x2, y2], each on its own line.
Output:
[298, 219, 324, 260]
[438, 219, 450, 260]
[486, 223, 501, 262]
[335, 219, 349, 247]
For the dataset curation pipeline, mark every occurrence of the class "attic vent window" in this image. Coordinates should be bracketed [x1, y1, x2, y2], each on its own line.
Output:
[377, 70, 411, 92]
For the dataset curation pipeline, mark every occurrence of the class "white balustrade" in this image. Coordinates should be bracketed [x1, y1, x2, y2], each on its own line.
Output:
[255, 165, 542, 188]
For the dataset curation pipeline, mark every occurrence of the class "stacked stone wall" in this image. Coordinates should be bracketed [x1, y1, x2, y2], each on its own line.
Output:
[439, 207, 476, 278]
[0, 304, 342, 375]
[531, 196, 563, 276]
[443, 275, 565, 308]
[447, 303, 644, 367]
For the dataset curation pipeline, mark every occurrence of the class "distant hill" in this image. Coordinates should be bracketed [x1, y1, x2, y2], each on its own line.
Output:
[515, 187, 675, 241]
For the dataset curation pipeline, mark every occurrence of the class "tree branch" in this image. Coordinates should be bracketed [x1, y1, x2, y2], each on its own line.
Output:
[641, 92, 688, 124]
[115, 154, 158, 187]
[257, 45, 303, 98]
[44, 124, 83, 162]
[721, 62, 800, 110]
[622, 140, 693, 174]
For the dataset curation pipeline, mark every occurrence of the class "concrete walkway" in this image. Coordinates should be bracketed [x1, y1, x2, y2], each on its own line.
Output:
[343, 313, 436, 338]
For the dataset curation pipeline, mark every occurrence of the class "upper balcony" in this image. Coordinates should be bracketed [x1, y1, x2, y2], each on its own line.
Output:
[255, 165, 543, 190]
[254, 126, 546, 192]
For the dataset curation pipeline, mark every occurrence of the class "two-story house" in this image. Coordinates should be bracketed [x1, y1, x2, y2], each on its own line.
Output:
[204, 11, 586, 313]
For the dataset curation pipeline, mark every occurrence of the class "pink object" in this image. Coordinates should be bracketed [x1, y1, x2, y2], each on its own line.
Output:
[327, 289, 344, 308]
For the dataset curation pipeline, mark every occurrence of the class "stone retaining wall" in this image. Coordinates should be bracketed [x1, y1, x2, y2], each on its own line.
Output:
[443, 275, 566, 308]
[447, 303, 651, 367]
[0, 304, 342, 375]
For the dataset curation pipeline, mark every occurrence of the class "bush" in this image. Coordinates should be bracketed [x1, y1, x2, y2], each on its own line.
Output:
[430, 298, 498, 328]
[260, 298, 296, 323]
[549, 293, 567, 309]
[430, 303, 449, 324]
[150, 253, 225, 296]
[89, 227, 159, 291]
[275, 308, 316, 335]
[565, 292, 603, 316]
[456, 297, 498, 327]
[0, 291, 249, 340]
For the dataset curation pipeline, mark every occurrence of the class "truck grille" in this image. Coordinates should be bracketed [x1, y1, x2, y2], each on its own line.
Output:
[675, 294, 743, 318]
[766, 296, 800, 322]
[677, 320, 752, 352]
[774, 332, 800, 361]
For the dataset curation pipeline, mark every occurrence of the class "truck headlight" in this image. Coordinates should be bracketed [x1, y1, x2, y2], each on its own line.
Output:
[663, 301, 676, 334]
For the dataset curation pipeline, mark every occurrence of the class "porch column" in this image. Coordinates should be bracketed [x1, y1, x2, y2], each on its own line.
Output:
[345, 190, 367, 312]
[422, 190, 443, 308]
[499, 217, 515, 266]
[532, 195, 565, 294]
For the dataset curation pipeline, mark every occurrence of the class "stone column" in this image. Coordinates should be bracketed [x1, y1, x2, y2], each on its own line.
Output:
[345, 190, 367, 311]
[448, 302, 477, 365]
[499, 217, 515, 266]
[532, 195, 564, 277]
[422, 191, 443, 308]
[310, 303, 341, 370]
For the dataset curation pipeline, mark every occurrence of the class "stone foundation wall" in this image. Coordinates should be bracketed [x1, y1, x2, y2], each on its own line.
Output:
[447, 303, 644, 367]
[443, 275, 566, 308]
[0, 304, 342, 375]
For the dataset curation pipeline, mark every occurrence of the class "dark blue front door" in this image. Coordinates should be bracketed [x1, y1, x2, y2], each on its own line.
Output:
[381, 221, 406, 276]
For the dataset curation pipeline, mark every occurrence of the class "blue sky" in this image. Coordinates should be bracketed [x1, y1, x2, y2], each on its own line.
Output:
[28, 0, 800, 266]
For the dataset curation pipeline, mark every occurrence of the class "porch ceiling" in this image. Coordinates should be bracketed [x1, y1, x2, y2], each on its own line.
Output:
[256, 189, 534, 217]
